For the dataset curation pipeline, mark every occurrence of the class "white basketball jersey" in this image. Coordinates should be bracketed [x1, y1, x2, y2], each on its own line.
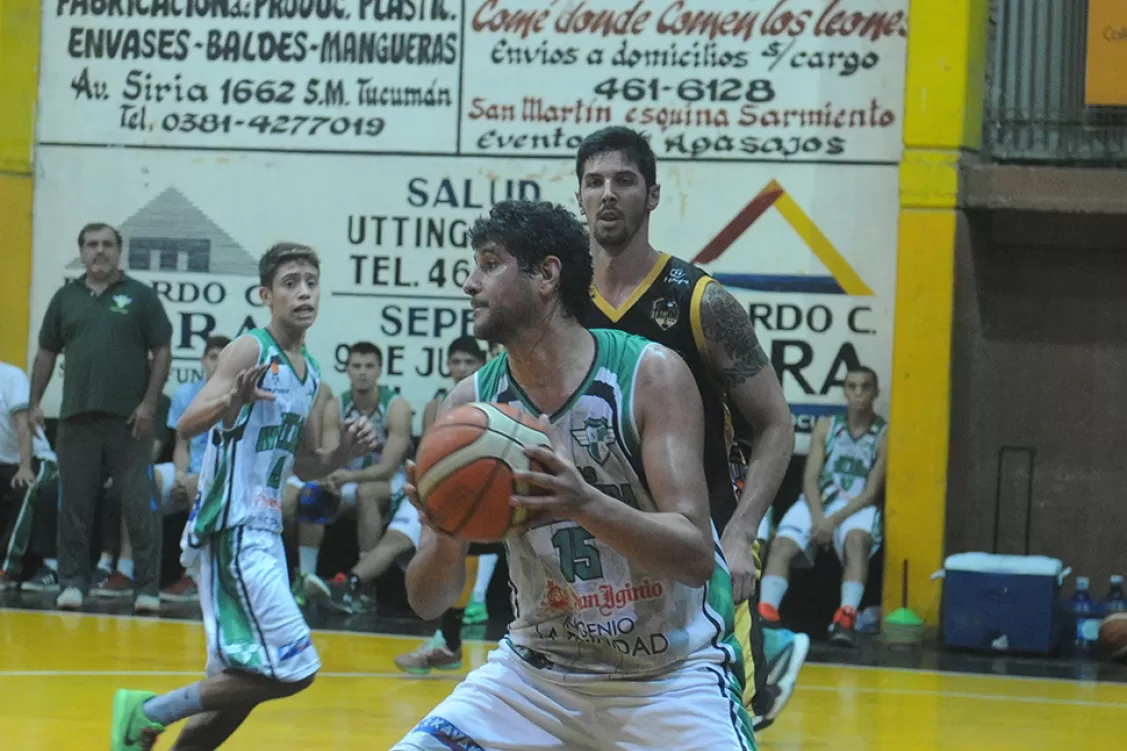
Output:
[339, 386, 400, 472]
[474, 329, 740, 680]
[184, 329, 321, 543]
[818, 413, 887, 505]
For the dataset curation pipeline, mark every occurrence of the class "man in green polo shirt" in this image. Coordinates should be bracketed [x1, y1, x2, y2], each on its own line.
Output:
[28, 222, 173, 613]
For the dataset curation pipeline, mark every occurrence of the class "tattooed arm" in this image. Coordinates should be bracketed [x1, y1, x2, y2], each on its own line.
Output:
[699, 281, 795, 602]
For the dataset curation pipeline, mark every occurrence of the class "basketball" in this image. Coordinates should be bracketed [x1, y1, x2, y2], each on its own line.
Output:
[1098, 613, 1127, 660]
[414, 402, 552, 542]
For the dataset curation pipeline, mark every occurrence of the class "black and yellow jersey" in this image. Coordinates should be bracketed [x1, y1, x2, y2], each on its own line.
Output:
[581, 252, 742, 534]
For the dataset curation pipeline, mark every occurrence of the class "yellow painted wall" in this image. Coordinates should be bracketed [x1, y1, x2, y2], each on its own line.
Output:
[884, 0, 989, 625]
[0, 0, 39, 369]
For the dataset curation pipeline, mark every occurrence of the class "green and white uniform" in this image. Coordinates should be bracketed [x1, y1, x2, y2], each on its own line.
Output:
[338, 386, 417, 545]
[777, 412, 887, 563]
[339, 386, 398, 471]
[393, 329, 755, 751]
[338, 385, 409, 506]
[179, 328, 322, 682]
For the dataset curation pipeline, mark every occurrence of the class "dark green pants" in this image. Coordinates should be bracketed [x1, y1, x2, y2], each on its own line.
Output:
[56, 414, 162, 596]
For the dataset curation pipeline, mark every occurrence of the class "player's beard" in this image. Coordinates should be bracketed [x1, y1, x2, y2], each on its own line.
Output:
[591, 208, 645, 250]
[473, 296, 531, 346]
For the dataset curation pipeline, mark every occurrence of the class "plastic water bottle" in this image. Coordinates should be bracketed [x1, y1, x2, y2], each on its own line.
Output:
[1068, 577, 1101, 655]
[1104, 575, 1127, 615]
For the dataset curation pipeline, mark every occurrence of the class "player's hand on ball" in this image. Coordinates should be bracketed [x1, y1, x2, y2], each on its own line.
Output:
[510, 414, 595, 523]
[403, 460, 424, 517]
[403, 460, 459, 540]
[340, 417, 377, 459]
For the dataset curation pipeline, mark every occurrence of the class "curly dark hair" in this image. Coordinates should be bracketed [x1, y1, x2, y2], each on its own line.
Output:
[575, 126, 657, 188]
[468, 200, 592, 320]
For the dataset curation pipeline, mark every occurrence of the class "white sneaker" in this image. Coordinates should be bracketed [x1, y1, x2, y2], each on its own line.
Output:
[56, 586, 83, 611]
[133, 594, 161, 614]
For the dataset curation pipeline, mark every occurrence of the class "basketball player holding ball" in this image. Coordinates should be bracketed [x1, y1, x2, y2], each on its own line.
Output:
[392, 200, 755, 751]
[576, 126, 804, 730]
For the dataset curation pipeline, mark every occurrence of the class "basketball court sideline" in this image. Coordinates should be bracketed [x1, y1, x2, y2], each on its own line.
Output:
[2, 608, 1125, 750]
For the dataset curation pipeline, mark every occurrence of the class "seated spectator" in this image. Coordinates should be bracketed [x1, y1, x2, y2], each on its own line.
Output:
[291, 343, 412, 610]
[757, 366, 888, 646]
[301, 482, 420, 615]
[0, 360, 61, 591]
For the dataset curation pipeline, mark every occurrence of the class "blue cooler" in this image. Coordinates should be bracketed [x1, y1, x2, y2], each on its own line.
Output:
[939, 553, 1066, 655]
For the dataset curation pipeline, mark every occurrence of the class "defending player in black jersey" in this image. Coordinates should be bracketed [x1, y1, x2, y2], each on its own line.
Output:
[576, 126, 807, 732]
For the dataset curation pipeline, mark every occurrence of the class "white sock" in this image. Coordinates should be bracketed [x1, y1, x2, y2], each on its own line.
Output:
[117, 559, 135, 579]
[299, 546, 319, 576]
[841, 581, 865, 610]
[43, 558, 58, 572]
[97, 553, 113, 571]
[142, 683, 204, 726]
[760, 575, 789, 610]
[473, 554, 498, 603]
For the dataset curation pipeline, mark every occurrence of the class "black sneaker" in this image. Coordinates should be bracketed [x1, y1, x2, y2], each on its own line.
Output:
[751, 684, 782, 732]
[22, 566, 60, 593]
[829, 606, 858, 647]
[304, 573, 355, 614]
[304, 573, 374, 615]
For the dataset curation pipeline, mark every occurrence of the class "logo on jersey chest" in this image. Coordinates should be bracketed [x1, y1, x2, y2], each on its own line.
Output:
[651, 298, 680, 330]
[666, 267, 691, 287]
[571, 417, 614, 465]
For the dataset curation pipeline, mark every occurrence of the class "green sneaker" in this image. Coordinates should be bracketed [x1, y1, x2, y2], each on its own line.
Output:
[463, 598, 488, 626]
[110, 689, 165, 750]
[291, 572, 307, 608]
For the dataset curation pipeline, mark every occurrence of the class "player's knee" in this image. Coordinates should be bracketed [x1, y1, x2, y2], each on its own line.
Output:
[281, 485, 300, 522]
[355, 481, 390, 505]
[290, 673, 315, 694]
[384, 530, 416, 557]
[842, 530, 871, 560]
[266, 673, 315, 700]
[768, 535, 800, 564]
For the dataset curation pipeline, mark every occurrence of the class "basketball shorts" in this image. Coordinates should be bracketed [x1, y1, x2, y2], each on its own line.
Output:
[381, 472, 420, 570]
[198, 527, 320, 683]
[392, 641, 756, 751]
[286, 471, 403, 517]
[384, 473, 419, 545]
[326, 472, 402, 516]
[776, 496, 882, 564]
[733, 539, 764, 711]
[384, 496, 422, 559]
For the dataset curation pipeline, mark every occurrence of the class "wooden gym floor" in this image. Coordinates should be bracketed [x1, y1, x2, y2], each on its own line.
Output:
[1, 608, 1125, 750]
